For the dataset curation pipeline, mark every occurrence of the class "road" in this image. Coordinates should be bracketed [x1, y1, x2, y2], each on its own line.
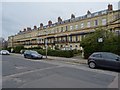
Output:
[2, 54, 119, 88]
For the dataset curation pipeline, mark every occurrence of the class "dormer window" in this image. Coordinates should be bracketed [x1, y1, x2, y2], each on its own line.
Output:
[102, 11, 107, 14]
[94, 13, 98, 16]
[87, 14, 91, 18]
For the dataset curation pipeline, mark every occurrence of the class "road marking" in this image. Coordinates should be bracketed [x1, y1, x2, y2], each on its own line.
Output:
[15, 66, 27, 70]
[108, 75, 118, 88]
[11, 54, 118, 76]
[3, 65, 62, 82]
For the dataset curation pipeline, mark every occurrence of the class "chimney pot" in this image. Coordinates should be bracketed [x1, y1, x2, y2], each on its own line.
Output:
[87, 10, 91, 14]
[34, 26, 37, 30]
[27, 27, 31, 31]
[108, 4, 113, 11]
[48, 20, 52, 26]
[58, 17, 62, 22]
[23, 28, 26, 32]
[40, 23, 43, 29]
[71, 14, 75, 19]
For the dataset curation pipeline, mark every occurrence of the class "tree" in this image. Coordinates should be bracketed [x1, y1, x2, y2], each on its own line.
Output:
[80, 28, 120, 59]
[13, 45, 24, 53]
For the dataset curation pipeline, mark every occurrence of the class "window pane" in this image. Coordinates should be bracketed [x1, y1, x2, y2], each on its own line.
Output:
[81, 23, 84, 28]
[75, 25, 78, 30]
[92, 54, 101, 58]
[87, 21, 90, 27]
[94, 20, 98, 26]
[102, 53, 117, 60]
[102, 19, 106, 25]
[70, 26, 73, 30]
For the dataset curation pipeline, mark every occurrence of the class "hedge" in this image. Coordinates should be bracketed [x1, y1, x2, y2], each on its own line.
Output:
[7, 46, 74, 58]
[37, 49, 74, 58]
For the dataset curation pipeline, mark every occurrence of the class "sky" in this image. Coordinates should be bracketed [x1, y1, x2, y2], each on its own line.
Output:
[1, 1, 119, 40]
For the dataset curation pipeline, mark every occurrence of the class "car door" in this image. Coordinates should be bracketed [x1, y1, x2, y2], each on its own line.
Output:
[102, 53, 119, 69]
[25, 51, 31, 58]
[92, 53, 105, 67]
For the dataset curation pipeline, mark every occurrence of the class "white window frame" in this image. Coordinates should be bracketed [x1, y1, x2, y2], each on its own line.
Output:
[70, 26, 73, 30]
[87, 21, 90, 27]
[102, 19, 106, 25]
[94, 12, 98, 16]
[75, 25, 78, 30]
[81, 23, 84, 28]
[87, 14, 91, 18]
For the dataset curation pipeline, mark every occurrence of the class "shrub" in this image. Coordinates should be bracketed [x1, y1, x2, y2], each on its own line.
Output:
[6, 47, 12, 52]
[13, 46, 24, 53]
[37, 49, 74, 58]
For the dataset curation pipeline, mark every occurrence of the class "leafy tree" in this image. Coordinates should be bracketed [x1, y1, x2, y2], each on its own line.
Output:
[13, 45, 24, 53]
[81, 28, 120, 59]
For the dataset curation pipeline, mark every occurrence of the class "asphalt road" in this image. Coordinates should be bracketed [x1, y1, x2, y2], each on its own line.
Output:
[2, 54, 119, 88]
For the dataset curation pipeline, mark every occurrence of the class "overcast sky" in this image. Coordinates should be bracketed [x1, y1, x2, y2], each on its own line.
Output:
[1, 1, 119, 40]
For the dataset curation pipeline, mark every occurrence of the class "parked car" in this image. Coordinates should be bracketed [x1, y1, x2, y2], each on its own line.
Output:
[24, 50, 43, 59]
[88, 52, 120, 70]
[0, 50, 10, 55]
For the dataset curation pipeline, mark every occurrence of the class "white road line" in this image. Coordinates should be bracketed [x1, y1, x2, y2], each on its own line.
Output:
[11, 54, 118, 76]
[3, 65, 62, 81]
[108, 75, 118, 88]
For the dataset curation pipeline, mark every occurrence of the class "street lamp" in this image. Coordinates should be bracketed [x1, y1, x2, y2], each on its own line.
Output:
[98, 37, 103, 43]
[98, 37, 103, 51]
[45, 31, 48, 59]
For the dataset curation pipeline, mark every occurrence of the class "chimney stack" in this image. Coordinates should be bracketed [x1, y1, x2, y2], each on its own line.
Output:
[40, 23, 43, 29]
[34, 25, 37, 30]
[23, 28, 26, 32]
[71, 14, 75, 19]
[58, 17, 62, 22]
[108, 4, 113, 11]
[87, 10, 91, 14]
[27, 27, 31, 31]
[48, 20, 52, 26]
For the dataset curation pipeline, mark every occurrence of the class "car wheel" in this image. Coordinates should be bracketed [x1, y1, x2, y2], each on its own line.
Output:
[24, 55, 26, 58]
[89, 62, 96, 69]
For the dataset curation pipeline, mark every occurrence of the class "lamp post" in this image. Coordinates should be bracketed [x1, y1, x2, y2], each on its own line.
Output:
[45, 31, 48, 59]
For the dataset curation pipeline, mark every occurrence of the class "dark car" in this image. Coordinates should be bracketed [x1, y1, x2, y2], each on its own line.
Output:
[24, 50, 43, 59]
[88, 52, 120, 70]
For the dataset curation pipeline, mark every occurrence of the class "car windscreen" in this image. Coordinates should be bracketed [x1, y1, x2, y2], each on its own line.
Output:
[2, 50, 9, 52]
[30, 51, 39, 55]
[91, 54, 101, 58]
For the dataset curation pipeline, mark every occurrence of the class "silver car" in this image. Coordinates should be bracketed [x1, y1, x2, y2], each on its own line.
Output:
[0, 50, 10, 55]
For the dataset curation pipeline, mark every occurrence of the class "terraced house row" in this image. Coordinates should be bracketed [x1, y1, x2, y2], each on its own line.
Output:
[8, 4, 120, 50]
